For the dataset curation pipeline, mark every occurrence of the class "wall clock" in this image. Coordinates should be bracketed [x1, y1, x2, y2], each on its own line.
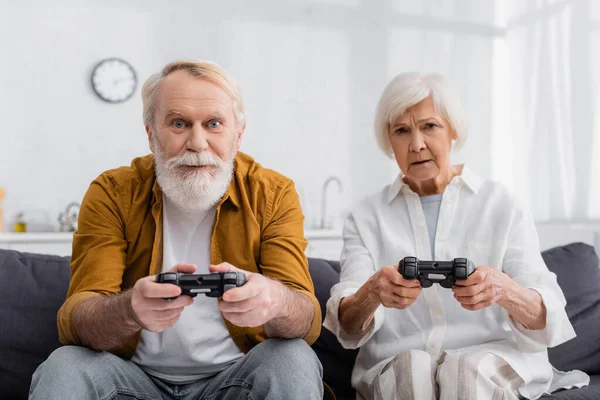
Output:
[91, 58, 137, 103]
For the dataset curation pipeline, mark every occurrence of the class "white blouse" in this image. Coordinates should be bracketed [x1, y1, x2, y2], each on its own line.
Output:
[323, 166, 589, 400]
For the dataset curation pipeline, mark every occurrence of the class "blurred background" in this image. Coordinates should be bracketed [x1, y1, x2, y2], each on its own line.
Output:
[0, 0, 598, 257]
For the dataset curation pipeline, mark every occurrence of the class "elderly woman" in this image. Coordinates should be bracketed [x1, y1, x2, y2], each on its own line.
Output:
[323, 73, 589, 400]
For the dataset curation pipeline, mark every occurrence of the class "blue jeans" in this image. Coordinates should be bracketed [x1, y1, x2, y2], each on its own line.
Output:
[29, 339, 323, 400]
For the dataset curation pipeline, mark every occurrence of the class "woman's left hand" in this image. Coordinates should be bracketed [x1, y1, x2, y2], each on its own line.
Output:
[452, 266, 513, 311]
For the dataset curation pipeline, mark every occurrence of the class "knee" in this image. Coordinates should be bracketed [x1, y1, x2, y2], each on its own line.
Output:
[441, 351, 481, 376]
[30, 346, 107, 394]
[248, 339, 323, 394]
[437, 351, 483, 390]
[34, 346, 91, 378]
[388, 349, 434, 377]
[247, 339, 323, 399]
[253, 339, 322, 376]
[392, 349, 431, 365]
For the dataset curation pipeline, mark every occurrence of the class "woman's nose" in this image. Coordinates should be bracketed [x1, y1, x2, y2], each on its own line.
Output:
[408, 130, 426, 152]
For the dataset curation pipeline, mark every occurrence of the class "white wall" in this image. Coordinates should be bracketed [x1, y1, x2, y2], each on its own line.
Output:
[2, 0, 597, 252]
[0, 0, 152, 230]
[0, 0, 501, 232]
[536, 225, 598, 252]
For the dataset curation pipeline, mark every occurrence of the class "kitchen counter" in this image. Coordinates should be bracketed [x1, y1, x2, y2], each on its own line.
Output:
[0, 229, 341, 241]
[0, 232, 74, 243]
[0, 229, 344, 259]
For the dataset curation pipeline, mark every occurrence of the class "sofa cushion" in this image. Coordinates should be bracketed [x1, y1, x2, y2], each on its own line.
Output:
[2, 246, 598, 400]
[308, 258, 358, 400]
[543, 243, 600, 375]
[308, 257, 340, 320]
[0, 249, 70, 399]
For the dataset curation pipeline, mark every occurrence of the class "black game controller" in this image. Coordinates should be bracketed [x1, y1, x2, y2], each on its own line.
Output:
[156, 272, 247, 299]
[398, 257, 475, 288]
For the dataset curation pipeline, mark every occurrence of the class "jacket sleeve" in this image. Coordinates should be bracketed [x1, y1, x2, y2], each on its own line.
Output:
[323, 208, 384, 349]
[257, 179, 322, 345]
[501, 202, 576, 352]
[57, 173, 128, 345]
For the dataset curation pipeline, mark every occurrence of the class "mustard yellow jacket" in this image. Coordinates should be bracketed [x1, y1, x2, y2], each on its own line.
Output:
[57, 152, 321, 358]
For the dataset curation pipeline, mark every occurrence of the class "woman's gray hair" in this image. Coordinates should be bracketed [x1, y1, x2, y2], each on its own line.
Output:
[374, 72, 468, 157]
[142, 59, 246, 130]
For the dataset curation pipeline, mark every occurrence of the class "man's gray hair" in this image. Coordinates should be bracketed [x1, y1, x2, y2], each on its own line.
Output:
[374, 72, 468, 157]
[142, 59, 246, 130]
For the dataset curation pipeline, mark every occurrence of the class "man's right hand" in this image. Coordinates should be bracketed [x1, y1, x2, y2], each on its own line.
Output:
[129, 263, 196, 332]
[368, 266, 422, 309]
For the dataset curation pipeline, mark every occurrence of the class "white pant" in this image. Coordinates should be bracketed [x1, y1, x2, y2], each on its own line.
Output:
[374, 349, 525, 400]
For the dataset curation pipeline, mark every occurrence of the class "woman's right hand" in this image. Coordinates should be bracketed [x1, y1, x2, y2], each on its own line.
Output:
[338, 266, 422, 336]
[369, 266, 422, 309]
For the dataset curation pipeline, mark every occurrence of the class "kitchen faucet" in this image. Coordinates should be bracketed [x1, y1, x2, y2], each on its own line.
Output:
[320, 176, 343, 230]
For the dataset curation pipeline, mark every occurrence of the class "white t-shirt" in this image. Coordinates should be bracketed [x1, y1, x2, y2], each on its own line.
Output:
[132, 196, 243, 383]
[420, 194, 443, 258]
[323, 166, 589, 400]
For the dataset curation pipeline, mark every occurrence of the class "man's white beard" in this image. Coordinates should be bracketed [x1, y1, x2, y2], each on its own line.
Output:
[154, 139, 236, 213]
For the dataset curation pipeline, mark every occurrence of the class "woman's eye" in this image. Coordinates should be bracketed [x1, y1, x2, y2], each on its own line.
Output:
[172, 120, 186, 129]
[424, 123, 437, 129]
[208, 120, 222, 129]
[395, 127, 408, 134]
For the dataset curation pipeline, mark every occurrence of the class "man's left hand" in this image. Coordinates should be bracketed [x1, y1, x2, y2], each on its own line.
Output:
[209, 262, 285, 327]
[452, 265, 513, 311]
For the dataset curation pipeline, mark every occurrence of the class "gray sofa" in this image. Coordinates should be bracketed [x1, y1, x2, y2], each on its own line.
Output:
[1, 242, 599, 399]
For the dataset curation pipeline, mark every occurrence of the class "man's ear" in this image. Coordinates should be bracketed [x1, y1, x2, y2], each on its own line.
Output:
[146, 124, 155, 153]
[236, 122, 246, 150]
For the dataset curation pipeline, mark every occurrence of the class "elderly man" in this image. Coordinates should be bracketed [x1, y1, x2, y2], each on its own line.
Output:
[29, 60, 323, 400]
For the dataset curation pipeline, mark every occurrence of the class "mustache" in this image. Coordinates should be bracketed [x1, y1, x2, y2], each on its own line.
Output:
[165, 151, 223, 168]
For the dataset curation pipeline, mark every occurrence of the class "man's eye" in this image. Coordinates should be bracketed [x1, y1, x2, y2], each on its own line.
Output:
[172, 120, 186, 128]
[208, 120, 221, 129]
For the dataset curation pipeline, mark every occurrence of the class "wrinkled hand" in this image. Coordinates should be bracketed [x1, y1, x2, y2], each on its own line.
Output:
[129, 263, 196, 332]
[210, 262, 285, 327]
[452, 265, 513, 311]
[369, 266, 422, 309]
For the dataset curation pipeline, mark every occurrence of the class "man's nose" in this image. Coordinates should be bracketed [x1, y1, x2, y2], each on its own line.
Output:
[186, 124, 209, 152]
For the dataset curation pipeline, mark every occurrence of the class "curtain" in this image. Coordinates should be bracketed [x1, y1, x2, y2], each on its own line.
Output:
[492, 0, 600, 220]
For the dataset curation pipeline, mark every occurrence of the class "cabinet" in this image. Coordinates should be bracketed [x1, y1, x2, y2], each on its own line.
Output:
[0, 233, 73, 257]
[305, 230, 343, 260]
[0, 230, 344, 260]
